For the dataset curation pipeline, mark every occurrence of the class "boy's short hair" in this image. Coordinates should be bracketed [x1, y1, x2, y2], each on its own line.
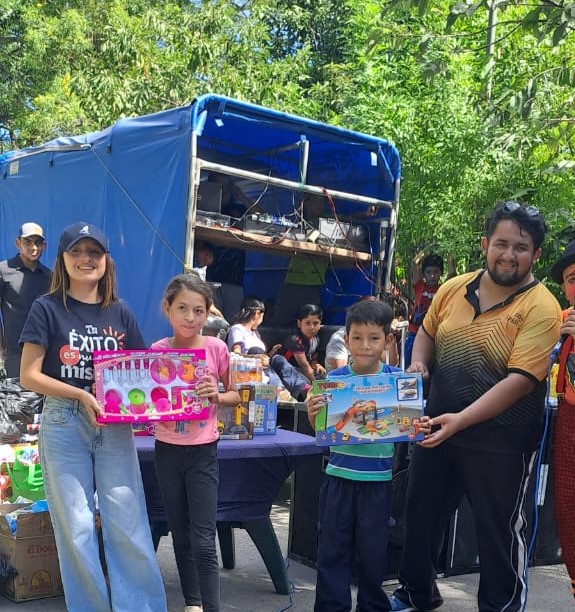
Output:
[345, 300, 394, 335]
[422, 254, 444, 273]
[297, 303, 323, 320]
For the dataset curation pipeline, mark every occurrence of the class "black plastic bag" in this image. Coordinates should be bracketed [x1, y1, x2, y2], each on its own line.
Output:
[0, 378, 43, 437]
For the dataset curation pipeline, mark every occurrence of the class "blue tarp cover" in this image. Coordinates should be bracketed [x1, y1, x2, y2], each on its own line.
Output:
[0, 95, 400, 341]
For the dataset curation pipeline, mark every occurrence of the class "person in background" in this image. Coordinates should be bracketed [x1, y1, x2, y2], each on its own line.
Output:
[19, 222, 166, 612]
[0, 222, 52, 378]
[549, 239, 575, 602]
[273, 195, 328, 326]
[271, 303, 325, 401]
[307, 299, 419, 612]
[404, 253, 443, 368]
[324, 327, 348, 372]
[200, 172, 256, 289]
[325, 296, 400, 371]
[153, 273, 240, 612]
[227, 297, 283, 389]
[389, 202, 561, 612]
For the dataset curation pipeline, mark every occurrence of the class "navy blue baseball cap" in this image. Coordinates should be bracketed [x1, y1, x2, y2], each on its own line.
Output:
[58, 222, 109, 255]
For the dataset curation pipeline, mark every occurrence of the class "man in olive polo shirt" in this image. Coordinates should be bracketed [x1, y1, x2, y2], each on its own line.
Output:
[0, 222, 52, 378]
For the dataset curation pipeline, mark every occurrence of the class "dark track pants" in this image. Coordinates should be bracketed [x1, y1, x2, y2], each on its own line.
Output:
[393, 443, 535, 612]
[314, 475, 392, 612]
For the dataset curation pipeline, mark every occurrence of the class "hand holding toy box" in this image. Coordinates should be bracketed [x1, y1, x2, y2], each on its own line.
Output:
[314, 372, 424, 446]
[94, 349, 209, 424]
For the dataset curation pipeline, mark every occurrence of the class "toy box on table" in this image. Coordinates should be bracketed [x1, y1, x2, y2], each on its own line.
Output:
[218, 385, 254, 439]
[0, 503, 63, 602]
[217, 384, 278, 439]
[251, 384, 277, 435]
[314, 372, 425, 446]
[94, 349, 209, 424]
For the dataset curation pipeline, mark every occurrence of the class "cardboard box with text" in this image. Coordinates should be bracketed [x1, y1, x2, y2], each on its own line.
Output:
[0, 504, 63, 602]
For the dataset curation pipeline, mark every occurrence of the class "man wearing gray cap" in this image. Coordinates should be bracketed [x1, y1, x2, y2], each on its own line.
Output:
[0, 223, 52, 378]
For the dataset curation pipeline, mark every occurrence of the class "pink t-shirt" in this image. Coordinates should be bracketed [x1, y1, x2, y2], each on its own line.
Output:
[152, 335, 231, 446]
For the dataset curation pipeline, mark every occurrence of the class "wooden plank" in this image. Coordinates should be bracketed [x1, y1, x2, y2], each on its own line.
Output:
[195, 223, 371, 267]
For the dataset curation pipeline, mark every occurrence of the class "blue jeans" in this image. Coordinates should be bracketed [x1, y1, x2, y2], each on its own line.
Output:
[39, 397, 166, 612]
[270, 354, 311, 400]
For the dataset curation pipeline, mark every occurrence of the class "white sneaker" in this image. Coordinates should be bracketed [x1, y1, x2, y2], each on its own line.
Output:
[184, 606, 203, 612]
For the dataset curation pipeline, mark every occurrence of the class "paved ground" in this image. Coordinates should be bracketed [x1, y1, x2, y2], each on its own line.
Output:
[0, 502, 572, 611]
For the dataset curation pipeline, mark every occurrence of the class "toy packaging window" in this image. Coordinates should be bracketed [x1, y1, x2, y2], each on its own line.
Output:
[314, 372, 425, 446]
[94, 349, 209, 423]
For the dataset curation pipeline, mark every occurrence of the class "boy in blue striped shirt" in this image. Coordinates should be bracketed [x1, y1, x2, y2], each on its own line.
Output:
[307, 299, 400, 612]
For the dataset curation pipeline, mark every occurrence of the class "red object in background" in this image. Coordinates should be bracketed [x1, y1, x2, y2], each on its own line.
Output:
[554, 335, 575, 597]
[0, 474, 11, 502]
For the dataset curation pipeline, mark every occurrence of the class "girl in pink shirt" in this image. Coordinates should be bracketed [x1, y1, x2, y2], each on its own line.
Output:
[153, 274, 240, 612]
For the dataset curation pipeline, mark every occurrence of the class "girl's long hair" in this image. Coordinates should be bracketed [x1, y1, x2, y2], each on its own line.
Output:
[49, 253, 118, 309]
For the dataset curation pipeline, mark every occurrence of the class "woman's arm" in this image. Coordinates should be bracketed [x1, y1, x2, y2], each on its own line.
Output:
[20, 343, 104, 425]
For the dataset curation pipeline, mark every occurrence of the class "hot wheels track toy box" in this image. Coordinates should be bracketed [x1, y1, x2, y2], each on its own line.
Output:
[314, 372, 425, 446]
[94, 349, 209, 424]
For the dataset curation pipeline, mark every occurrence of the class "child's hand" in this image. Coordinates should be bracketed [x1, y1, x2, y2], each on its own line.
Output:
[269, 344, 281, 357]
[313, 363, 326, 378]
[306, 392, 326, 429]
[256, 353, 270, 368]
[197, 373, 220, 403]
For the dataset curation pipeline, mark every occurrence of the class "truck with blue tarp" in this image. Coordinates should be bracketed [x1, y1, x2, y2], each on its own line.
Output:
[0, 94, 401, 344]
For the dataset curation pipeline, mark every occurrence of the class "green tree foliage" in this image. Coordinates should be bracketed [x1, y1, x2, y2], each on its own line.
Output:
[2, 0, 575, 301]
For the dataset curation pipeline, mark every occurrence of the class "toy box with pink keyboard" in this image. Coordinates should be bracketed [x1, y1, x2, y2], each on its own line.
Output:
[94, 349, 209, 424]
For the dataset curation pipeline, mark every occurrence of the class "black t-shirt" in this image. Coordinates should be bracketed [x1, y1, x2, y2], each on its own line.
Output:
[0, 255, 52, 357]
[20, 295, 145, 391]
[279, 333, 319, 368]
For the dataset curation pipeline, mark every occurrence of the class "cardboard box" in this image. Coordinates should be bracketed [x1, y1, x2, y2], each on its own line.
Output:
[251, 384, 278, 435]
[217, 386, 254, 439]
[94, 349, 209, 424]
[0, 503, 63, 602]
[314, 372, 425, 446]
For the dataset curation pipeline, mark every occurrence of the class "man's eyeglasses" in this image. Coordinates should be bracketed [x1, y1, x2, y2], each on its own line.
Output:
[21, 237, 45, 248]
[502, 201, 540, 218]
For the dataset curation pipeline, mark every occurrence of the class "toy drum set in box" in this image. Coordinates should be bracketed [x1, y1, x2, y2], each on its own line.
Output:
[314, 372, 425, 446]
[94, 349, 209, 423]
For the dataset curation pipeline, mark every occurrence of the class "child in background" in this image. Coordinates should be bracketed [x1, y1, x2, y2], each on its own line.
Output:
[271, 303, 326, 401]
[307, 300, 405, 612]
[19, 222, 166, 612]
[153, 274, 240, 612]
[404, 253, 443, 367]
[227, 297, 283, 389]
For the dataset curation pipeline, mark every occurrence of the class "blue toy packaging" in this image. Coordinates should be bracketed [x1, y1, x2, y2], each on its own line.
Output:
[251, 384, 277, 435]
[314, 372, 425, 446]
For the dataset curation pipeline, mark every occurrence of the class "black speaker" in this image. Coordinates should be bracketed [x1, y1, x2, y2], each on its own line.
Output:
[288, 407, 325, 566]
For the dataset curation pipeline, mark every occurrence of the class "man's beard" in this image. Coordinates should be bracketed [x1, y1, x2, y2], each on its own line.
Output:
[487, 262, 531, 287]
